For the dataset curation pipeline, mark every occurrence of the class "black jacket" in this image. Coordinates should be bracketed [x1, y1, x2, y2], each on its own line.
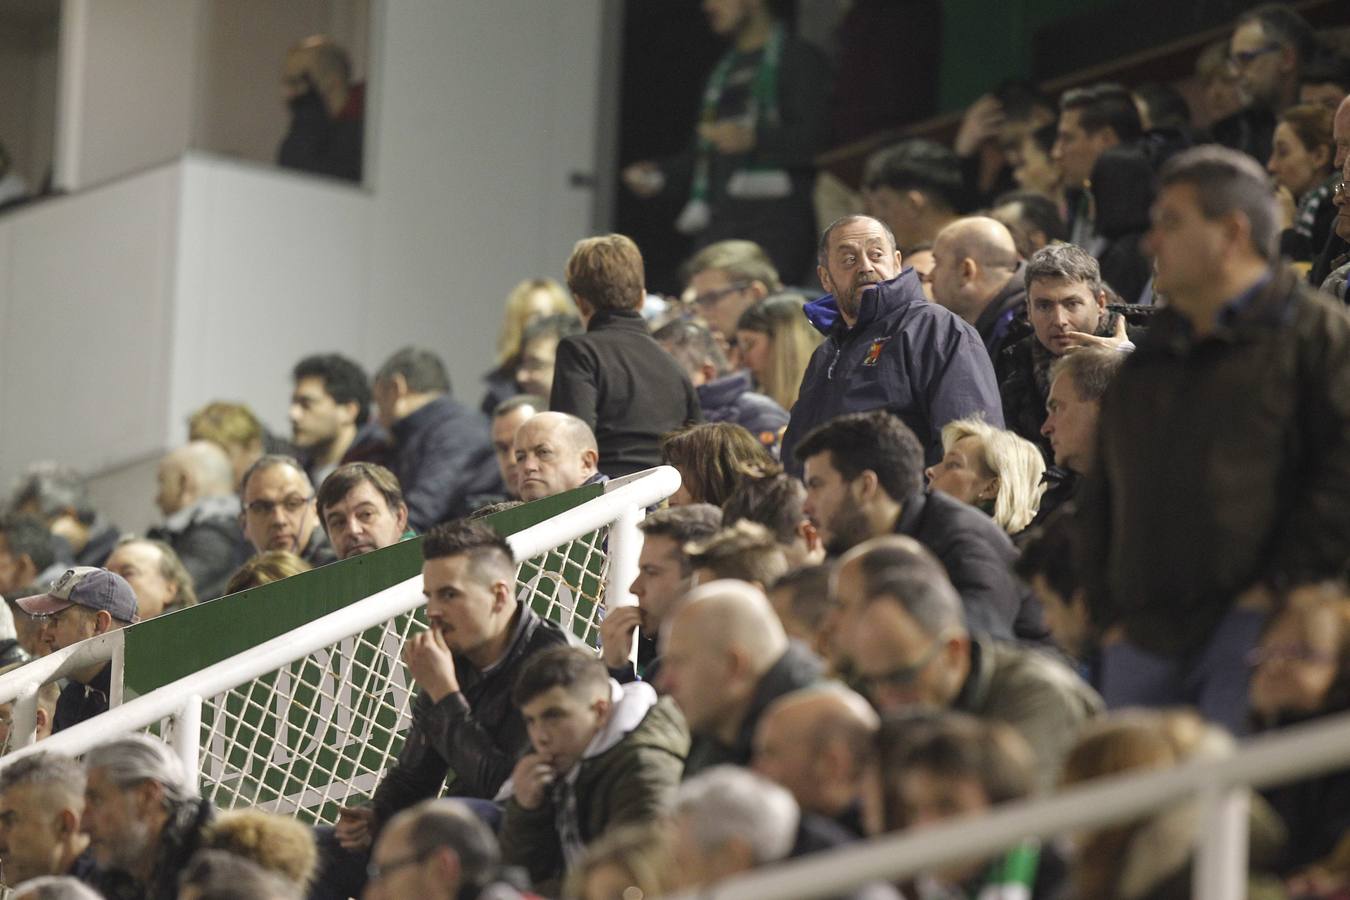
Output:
[781, 269, 1004, 471]
[894, 489, 1043, 642]
[683, 641, 823, 778]
[371, 604, 570, 823]
[550, 309, 703, 477]
[92, 797, 213, 900]
[972, 265, 1028, 363]
[147, 497, 252, 601]
[697, 370, 790, 457]
[75, 517, 121, 568]
[53, 662, 111, 734]
[389, 395, 502, 533]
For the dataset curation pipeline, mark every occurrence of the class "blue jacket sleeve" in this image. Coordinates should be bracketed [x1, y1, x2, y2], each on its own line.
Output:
[921, 319, 1005, 460]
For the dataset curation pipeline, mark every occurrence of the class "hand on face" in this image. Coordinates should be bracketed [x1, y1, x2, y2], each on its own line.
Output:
[511, 752, 557, 811]
[599, 605, 642, 669]
[402, 625, 460, 702]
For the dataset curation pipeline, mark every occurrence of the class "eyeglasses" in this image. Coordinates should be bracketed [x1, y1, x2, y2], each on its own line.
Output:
[366, 849, 431, 882]
[848, 638, 946, 697]
[1227, 43, 1281, 71]
[692, 282, 751, 309]
[244, 495, 313, 517]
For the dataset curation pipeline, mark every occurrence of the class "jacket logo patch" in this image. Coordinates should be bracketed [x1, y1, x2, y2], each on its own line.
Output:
[862, 337, 891, 366]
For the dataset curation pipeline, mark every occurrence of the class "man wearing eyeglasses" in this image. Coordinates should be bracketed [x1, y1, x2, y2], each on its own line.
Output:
[681, 239, 781, 364]
[1213, 5, 1316, 164]
[238, 455, 336, 569]
[363, 798, 522, 900]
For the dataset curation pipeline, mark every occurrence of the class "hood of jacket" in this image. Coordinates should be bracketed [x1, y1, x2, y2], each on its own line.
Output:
[803, 268, 926, 336]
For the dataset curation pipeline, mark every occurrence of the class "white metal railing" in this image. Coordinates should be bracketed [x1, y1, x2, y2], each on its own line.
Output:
[669, 709, 1350, 900]
[0, 467, 680, 787]
[0, 630, 123, 752]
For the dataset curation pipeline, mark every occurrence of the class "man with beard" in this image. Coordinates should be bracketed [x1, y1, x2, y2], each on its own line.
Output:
[797, 411, 1032, 641]
[780, 216, 1002, 473]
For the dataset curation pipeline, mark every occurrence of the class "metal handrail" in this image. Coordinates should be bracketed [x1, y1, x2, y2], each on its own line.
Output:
[0, 631, 123, 752]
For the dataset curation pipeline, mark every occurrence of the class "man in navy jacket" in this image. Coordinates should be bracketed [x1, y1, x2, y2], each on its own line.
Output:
[780, 216, 1003, 472]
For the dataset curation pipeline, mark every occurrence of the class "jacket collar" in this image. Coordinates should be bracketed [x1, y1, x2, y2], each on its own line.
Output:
[162, 494, 241, 534]
[892, 489, 930, 538]
[696, 370, 753, 409]
[972, 264, 1026, 339]
[1145, 266, 1297, 355]
[803, 268, 925, 337]
[586, 308, 648, 333]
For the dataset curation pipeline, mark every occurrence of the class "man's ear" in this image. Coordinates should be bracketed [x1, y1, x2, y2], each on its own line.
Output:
[817, 264, 833, 295]
[429, 845, 463, 886]
[56, 805, 78, 837]
[852, 470, 881, 502]
[338, 400, 360, 428]
[582, 448, 599, 473]
[395, 503, 410, 534]
[961, 257, 978, 285]
[492, 579, 514, 612]
[748, 280, 770, 302]
[390, 373, 411, 401]
[93, 609, 114, 636]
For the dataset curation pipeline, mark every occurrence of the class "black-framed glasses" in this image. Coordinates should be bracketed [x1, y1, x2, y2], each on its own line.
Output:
[245, 495, 313, 517]
[1227, 43, 1281, 70]
[848, 638, 946, 696]
[692, 282, 751, 309]
[366, 849, 431, 882]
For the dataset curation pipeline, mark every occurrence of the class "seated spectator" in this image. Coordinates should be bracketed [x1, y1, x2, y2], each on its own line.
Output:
[599, 504, 721, 685]
[563, 822, 676, 900]
[373, 347, 501, 531]
[678, 240, 781, 360]
[316, 462, 410, 560]
[869, 712, 1066, 899]
[1043, 346, 1126, 482]
[276, 35, 363, 182]
[364, 798, 526, 900]
[1090, 145, 1156, 303]
[489, 395, 543, 500]
[10, 876, 102, 900]
[1269, 104, 1338, 265]
[928, 217, 1026, 360]
[1007, 123, 1063, 205]
[83, 735, 213, 900]
[189, 401, 290, 491]
[666, 766, 799, 891]
[752, 684, 878, 837]
[722, 471, 824, 568]
[289, 353, 385, 488]
[654, 320, 788, 456]
[199, 808, 317, 891]
[861, 140, 964, 254]
[1248, 582, 1350, 874]
[926, 417, 1046, 536]
[481, 278, 575, 416]
[177, 851, 300, 900]
[905, 243, 937, 299]
[147, 440, 250, 601]
[552, 234, 702, 477]
[239, 456, 335, 569]
[1014, 506, 1098, 685]
[515, 314, 584, 399]
[659, 579, 822, 777]
[661, 422, 776, 507]
[18, 568, 138, 733]
[1053, 84, 1143, 249]
[844, 560, 1101, 788]
[734, 293, 824, 412]
[104, 537, 197, 618]
[1134, 82, 1196, 169]
[685, 521, 789, 591]
[798, 410, 1033, 641]
[0, 662, 56, 747]
[0, 515, 63, 597]
[314, 520, 569, 900]
[7, 464, 117, 570]
[0, 752, 93, 884]
[499, 647, 688, 892]
[766, 565, 832, 655]
[990, 189, 1068, 260]
[7, 587, 48, 659]
[1195, 39, 1245, 129]
[512, 412, 604, 502]
[224, 551, 311, 595]
[999, 243, 1133, 461]
[1299, 53, 1350, 113]
[954, 81, 1057, 208]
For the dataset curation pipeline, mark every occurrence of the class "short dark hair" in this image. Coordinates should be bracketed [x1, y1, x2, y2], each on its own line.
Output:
[565, 234, 645, 312]
[661, 423, 778, 507]
[375, 347, 451, 395]
[1060, 83, 1143, 144]
[1236, 3, 1317, 64]
[512, 645, 610, 708]
[1159, 144, 1279, 261]
[865, 568, 966, 637]
[1013, 504, 1081, 605]
[0, 514, 56, 572]
[400, 799, 502, 892]
[794, 411, 925, 502]
[317, 462, 405, 523]
[991, 79, 1056, 124]
[637, 504, 723, 575]
[861, 139, 964, 212]
[1025, 243, 1104, 296]
[492, 395, 545, 419]
[722, 472, 807, 547]
[684, 521, 789, 586]
[1133, 83, 1191, 131]
[769, 564, 833, 632]
[993, 190, 1068, 245]
[293, 354, 372, 427]
[421, 519, 515, 583]
[654, 320, 728, 379]
[521, 313, 583, 347]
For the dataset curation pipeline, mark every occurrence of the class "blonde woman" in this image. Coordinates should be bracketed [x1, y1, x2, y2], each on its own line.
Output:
[925, 417, 1045, 535]
[734, 293, 824, 411]
[480, 278, 574, 414]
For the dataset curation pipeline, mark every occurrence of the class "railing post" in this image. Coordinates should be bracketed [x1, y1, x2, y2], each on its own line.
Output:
[605, 505, 645, 663]
[9, 685, 40, 750]
[174, 694, 203, 790]
[1193, 782, 1249, 900]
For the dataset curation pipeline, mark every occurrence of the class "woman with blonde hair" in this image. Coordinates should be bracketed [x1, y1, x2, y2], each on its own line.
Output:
[734, 293, 823, 411]
[925, 417, 1045, 535]
[480, 278, 575, 414]
[224, 551, 311, 595]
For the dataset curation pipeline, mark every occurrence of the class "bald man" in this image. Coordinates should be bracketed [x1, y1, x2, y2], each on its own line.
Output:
[512, 412, 605, 502]
[147, 442, 251, 601]
[658, 580, 823, 778]
[929, 217, 1026, 360]
[752, 685, 879, 836]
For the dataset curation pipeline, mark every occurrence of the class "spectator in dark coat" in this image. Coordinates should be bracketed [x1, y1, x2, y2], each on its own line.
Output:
[373, 348, 501, 532]
[927, 217, 1026, 361]
[276, 36, 363, 182]
[780, 216, 1005, 472]
[238, 456, 337, 570]
[147, 441, 251, 601]
[552, 234, 703, 477]
[1090, 145, 1155, 304]
[7, 462, 120, 569]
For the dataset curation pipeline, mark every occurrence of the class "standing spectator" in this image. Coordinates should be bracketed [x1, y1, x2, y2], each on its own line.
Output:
[552, 234, 702, 477]
[781, 216, 1004, 470]
[679, 240, 781, 357]
[289, 353, 384, 489]
[481, 278, 575, 416]
[104, 537, 196, 619]
[514, 314, 583, 401]
[1080, 146, 1350, 735]
[276, 36, 363, 182]
[861, 140, 964, 255]
[926, 417, 1046, 537]
[147, 441, 251, 601]
[511, 413, 605, 502]
[489, 396, 542, 501]
[1052, 84, 1143, 251]
[1091, 145, 1156, 304]
[7, 463, 118, 569]
[620, 1, 830, 283]
[373, 347, 501, 531]
[1042, 347, 1126, 481]
[927, 217, 1026, 361]
[315, 463, 411, 561]
[1269, 104, 1338, 265]
[733, 293, 824, 413]
[1214, 4, 1317, 166]
[661, 423, 777, 508]
[238, 456, 335, 569]
[0, 753, 94, 884]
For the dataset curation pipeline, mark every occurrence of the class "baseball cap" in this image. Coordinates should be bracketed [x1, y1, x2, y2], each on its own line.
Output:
[16, 567, 140, 623]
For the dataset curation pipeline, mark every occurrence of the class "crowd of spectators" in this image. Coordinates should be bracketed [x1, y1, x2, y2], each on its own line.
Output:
[1, 2, 1350, 899]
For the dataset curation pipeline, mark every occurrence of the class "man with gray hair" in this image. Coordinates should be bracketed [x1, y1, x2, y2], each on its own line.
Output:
[667, 765, 799, 892]
[372, 347, 500, 531]
[7, 463, 119, 569]
[1081, 145, 1350, 735]
[10, 876, 102, 900]
[1042, 347, 1126, 478]
[147, 441, 250, 601]
[364, 798, 519, 900]
[82, 734, 212, 900]
[0, 752, 94, 885]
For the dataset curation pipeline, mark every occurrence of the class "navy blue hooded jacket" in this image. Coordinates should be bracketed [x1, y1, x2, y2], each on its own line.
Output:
[781, 269, 1004, 471]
